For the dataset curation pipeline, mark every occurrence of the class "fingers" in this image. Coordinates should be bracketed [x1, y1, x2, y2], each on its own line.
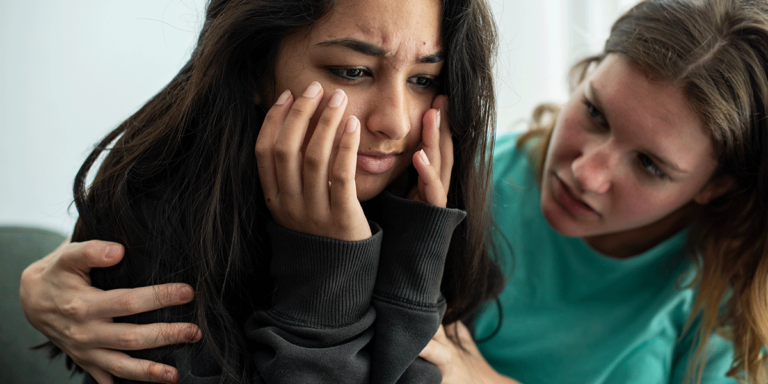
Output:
[304, 89, 348, 209]
[256, 89, 295, 204]
[421, 108, 442, 180]
[419, 325, 451, 368]
[411, 95, 452, 208]
[274, 81, 324, 200]
[90, 322, 201, 351]
[412, 148, 447, 207]
[434, 96, 454, 190]
[418, 339, 447, 366]
[331, 116, 367, 240]
[58, 240, 125, 276]
[85, 349, 179, 384]
[86, 283, 194, 319]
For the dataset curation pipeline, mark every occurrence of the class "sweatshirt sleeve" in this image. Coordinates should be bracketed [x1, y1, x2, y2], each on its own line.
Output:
[244, 221, 383, 383]
[369, 192, 467, 384]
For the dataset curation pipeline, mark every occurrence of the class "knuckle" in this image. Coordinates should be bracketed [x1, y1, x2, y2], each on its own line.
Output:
[107, 360, 127, 378]
[116, 294, 142, 314]
[68, 327, 93, 346]
[273, 143, 295, 163]
[303, 151, 325, 171]
[254, 141, 270, 158]
[331, 170, 354, 185]
[60, 297, 88, 321]
[146, 361, 165, 380]
[79, 241, 104, 262]
[317, 112, 338, 130]
[118, 330, 142, 349]
[288, 103, 311, 119]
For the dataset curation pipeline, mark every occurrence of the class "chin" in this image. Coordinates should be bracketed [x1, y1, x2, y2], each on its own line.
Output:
[541, 196, 585, 238]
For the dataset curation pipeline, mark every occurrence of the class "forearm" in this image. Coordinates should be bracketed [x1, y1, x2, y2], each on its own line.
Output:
[242, 222, 383, 383]
[370, 192, 467, 384]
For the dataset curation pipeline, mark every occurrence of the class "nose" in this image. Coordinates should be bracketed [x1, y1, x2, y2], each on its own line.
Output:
[364, 82, 411, 140]
[571, 143, 613, 194]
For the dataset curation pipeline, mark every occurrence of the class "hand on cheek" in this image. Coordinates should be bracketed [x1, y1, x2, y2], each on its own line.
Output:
[255, 82, 372, 241]
[409, 95, 453, 208]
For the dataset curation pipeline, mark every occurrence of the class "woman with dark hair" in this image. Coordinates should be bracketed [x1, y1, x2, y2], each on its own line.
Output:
[20, 0, 503, 383]
[419, 0, 768, 383]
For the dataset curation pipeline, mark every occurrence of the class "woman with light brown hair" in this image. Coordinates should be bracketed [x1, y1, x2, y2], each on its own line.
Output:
[419, 0, 768, 383]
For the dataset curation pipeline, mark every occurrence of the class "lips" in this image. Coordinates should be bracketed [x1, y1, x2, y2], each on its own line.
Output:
[357, 153, 398, 174]
[553, 174, 599, 217]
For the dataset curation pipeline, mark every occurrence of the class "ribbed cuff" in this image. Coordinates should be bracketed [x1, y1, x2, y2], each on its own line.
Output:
[267, 221, 382, 327]
[373, 192, 466, 305]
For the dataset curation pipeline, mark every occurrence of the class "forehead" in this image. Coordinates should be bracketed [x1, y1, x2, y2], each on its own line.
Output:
[308, 0, 443, 59]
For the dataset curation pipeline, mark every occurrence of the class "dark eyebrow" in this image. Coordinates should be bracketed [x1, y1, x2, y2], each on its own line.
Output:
[586, 82, 689, 175]
[316, 38, 444, 64]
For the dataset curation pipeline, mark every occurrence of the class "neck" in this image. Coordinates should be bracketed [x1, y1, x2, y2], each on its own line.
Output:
[584, 202, 701, 259]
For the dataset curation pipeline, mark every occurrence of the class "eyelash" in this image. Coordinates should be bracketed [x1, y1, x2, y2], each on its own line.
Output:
[583, 99, 608, 129]
[327, 67, 439, 89]
[638, 153, 668, 180]
[582, 99, 669, 180]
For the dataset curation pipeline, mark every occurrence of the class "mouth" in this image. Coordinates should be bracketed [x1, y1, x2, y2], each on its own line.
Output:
[553, 174, 599, 217]
[357, 151, 400, 174]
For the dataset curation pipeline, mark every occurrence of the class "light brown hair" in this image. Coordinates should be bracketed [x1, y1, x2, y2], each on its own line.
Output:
[521, 0, 768, 382]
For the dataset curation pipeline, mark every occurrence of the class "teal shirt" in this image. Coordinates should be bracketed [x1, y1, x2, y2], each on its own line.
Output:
[475, 134, 735, 384]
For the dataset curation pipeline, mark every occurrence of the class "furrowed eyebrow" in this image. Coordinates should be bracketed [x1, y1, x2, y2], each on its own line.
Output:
[587, 82, 606, 115]
[316, 38, 444, 63]
[647, 152, 689, 174]
[587, 82, 689, 175]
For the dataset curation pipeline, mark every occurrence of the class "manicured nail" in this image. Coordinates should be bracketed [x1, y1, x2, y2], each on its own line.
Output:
[328, 89, 345, 108]
[345, 116, 359, 133]
[275, 89, 291, 105]
[420, 149, 430, 165]
[436, 109, 441, 128]
[303, 81, 322, 98]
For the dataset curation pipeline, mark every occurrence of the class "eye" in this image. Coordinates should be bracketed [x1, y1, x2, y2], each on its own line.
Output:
[408, 76, 438, 89]
[638, 153, 668, 180]
[583, 99, 608, 129]
[328, 67, 370, 82]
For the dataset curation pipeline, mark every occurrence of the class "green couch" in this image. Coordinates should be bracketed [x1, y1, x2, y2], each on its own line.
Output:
[0, 226, 84, 384]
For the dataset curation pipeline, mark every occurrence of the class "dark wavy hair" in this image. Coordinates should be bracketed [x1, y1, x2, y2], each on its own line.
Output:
[44, 0, 503, 382]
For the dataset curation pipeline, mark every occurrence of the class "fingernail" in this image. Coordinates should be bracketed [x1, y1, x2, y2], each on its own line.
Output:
[303, 81, 322, 98]
[164, 369, 178, 384]
[104, 245, 115, 260]
[436, 109, 441, 128]
[179, 286, 194, 301]
[328, 89, 345, 108]
[275, 89, 291, 105]
[345, 116, 358, 133]
[184, 327, 200, 341]
[420, 149, 430, 165]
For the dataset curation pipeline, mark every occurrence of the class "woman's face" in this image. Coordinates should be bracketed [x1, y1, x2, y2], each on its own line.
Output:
[540, 54, 721, 256]
[272, 0, 444, 201]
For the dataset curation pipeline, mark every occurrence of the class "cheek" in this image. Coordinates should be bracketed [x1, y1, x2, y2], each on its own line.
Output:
[548, 108, 587, 165]
[613, 185, 692, 223]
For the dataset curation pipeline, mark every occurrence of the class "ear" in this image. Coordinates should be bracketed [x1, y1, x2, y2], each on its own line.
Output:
[694, 176, 735, 205]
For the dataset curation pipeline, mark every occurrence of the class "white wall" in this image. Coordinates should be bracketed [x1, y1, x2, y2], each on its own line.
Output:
[0, 0, 637, 236]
